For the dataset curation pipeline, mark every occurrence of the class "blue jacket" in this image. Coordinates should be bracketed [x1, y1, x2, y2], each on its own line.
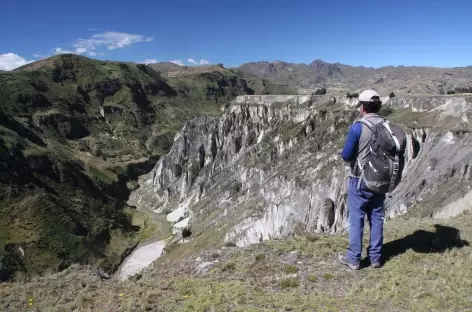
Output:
[341, 121, 362, 162]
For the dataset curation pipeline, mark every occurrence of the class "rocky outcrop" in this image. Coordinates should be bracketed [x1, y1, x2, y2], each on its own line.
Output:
[130, 96, 356, 247]
[386, 130, 472, 219]
[33, 111, 89, 139]
[130, 95, 472, 249]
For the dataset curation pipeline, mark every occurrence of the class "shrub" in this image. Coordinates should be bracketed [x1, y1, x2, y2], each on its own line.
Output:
[279, 278, 299, 288]
[447, 90, 456, 94]
[346, 92, 359, 99]
[323, 273, 334, 280]
[221, 262, 236, 271]
[284, 265, 299, 274]
[255, 254, 265, 261]
[307, 275, 317, 282]
[379, 107, 394, 117]
[389, 91, 395, 98]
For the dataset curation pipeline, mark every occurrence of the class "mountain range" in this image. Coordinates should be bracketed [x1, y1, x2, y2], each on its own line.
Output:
[238, 59, 472, 95]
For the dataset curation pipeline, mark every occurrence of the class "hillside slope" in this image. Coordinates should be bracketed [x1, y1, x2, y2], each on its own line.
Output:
[0, 54, 296, 280]
[1, 213, 470, 311]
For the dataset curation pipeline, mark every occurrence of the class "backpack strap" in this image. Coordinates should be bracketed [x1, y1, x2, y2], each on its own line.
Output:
[355, 118, 374, 190]
[358, 118, 374, 131]
[382, 120, 401, 152]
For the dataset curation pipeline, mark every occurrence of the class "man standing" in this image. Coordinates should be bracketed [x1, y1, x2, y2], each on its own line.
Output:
[338, 90, 385, 270]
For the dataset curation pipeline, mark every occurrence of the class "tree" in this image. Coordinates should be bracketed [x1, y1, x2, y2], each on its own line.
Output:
[389, 91, 395, 98]
[447, 90, 456, 95]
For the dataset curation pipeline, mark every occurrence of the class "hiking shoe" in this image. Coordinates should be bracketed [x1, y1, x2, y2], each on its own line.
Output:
[338, 253, 360, 270]
[371, 262, 382, 269]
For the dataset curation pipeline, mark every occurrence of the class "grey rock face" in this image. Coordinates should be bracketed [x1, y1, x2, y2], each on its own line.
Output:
[386, 130, 472, 219]
[130, 95, 472, 249]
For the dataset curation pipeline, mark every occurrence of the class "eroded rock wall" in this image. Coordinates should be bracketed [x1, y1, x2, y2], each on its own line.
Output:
[130, 95, 472, 248]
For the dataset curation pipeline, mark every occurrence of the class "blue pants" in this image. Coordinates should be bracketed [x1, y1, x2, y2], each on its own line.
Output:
[346, 177, 385, 265]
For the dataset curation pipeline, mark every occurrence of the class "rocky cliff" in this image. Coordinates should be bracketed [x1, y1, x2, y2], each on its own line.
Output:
[130, 94, 472, 253]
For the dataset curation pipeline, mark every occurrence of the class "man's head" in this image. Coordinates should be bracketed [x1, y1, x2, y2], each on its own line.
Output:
[357, 90, 381, 117]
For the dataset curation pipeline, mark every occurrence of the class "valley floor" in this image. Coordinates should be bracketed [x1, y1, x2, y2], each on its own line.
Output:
[1, 212, 471, 312]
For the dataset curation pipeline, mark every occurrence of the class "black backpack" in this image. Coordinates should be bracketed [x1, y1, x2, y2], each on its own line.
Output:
[357, 118, 407, 194]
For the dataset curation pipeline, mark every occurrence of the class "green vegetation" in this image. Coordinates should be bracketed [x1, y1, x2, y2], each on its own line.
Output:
[379, 106, 394, 117]
[322, 273, 334, 280]
[0, 54, 292, 280]
[221, 262, 236, 271]
[228, 69, 296, 95]
[283, 265, 298, 274]
[280, 278, 300, 288]
[255, 254, 265, 261]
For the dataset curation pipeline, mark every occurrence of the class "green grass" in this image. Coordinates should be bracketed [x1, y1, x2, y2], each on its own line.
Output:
[280, 278, 300, 288]
[221, 262, 236, 272]
[283, 265, 298, 274]
[1, 213, 472, 311]
[322, 273, 334, 280]
[88, 166, 118, 183]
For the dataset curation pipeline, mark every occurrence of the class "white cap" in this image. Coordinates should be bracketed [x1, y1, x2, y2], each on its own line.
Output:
[359, 90, 380, 102]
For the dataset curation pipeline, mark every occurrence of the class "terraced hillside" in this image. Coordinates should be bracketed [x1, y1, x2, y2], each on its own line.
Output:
[0, 54, 296, 280]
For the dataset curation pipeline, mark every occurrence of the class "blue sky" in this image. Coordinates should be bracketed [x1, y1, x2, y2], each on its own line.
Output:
[1, 0, 472, 70]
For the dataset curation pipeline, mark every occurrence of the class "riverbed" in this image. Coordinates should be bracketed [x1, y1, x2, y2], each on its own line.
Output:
[117, 240, 166, 281]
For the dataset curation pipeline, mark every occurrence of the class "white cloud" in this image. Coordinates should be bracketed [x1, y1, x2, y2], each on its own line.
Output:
[200, 59, 210, 65]
[0, 53, 34, 70]
[33, 54, 46, 58]
[143, 59, 158, 64]
[55, 47, 75, 55]
[75, 47, 87, 54]
[73, 32, 154, 54]
[188, 58, 197, 65]
[170, 60, 184, 66]
[88, 51, 104, 57]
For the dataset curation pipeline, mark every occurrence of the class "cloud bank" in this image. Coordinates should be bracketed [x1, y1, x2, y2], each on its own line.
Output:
[0, 53, 34, 70]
